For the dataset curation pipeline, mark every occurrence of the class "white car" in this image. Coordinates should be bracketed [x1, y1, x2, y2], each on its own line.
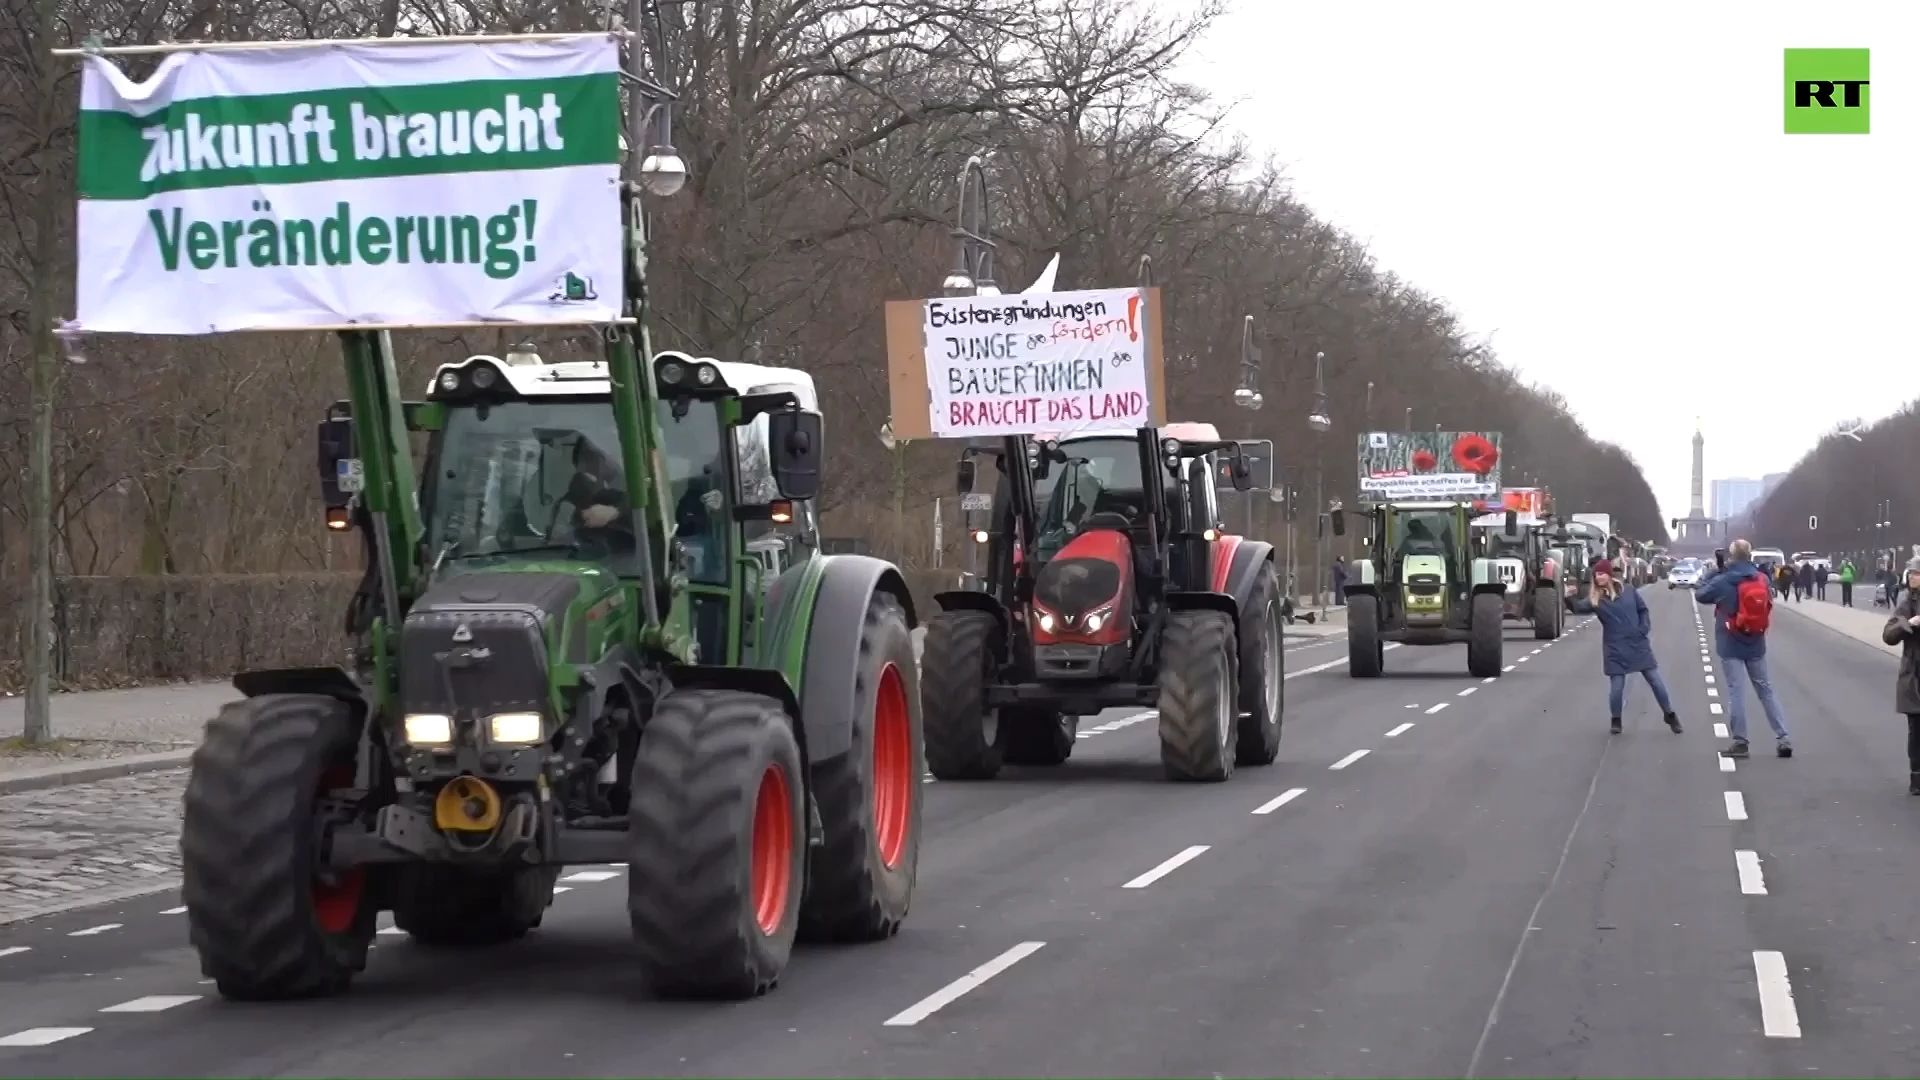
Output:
[1668, 560, 1703, 589]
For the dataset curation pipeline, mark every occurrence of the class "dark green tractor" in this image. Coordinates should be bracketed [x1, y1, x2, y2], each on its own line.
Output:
[177, 172, 921, 1004]
[1342, 500, 1507, 678]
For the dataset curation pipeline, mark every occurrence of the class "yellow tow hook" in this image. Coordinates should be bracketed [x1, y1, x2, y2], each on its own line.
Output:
[434, 775, 502, 833]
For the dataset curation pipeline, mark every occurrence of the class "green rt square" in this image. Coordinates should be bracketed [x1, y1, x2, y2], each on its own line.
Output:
[1785, 48, 1870, 134]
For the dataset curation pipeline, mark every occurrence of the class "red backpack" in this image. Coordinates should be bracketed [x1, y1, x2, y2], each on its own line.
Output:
[1727, 574, 1772, 635]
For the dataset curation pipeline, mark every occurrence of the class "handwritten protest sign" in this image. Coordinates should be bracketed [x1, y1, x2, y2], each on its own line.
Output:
[1357, 430, 1503, 500]
[884, 288, 1165, 440]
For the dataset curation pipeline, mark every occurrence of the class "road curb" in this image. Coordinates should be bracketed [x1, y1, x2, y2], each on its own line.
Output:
[0, 749, 195, 795]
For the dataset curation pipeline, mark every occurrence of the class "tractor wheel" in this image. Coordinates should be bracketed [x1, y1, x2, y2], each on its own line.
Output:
[390, 865, 559, 947]
[920, 610, 1004, 780]
[1348, 594, 1384, 677]
[182, 693, 376, 1001]
[627, 690, 805, 999]
[798, 592, 923, 944]
[1156, 609, 1240, 782]
[1468, 592, 1505, 677]
[1531, 586, 1561, 640]
[1001, 707, 1075, 766]
[1234, 564, 1284, 766]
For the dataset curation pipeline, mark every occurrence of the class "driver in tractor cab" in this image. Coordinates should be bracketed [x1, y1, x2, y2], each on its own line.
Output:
[562, 436, 637, 552]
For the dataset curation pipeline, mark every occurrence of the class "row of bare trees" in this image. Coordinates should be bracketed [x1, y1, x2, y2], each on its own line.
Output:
[0, 0, 1670, 593]
[1749, 408, 1920, 562]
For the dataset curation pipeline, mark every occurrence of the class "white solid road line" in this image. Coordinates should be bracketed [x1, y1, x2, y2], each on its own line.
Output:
[1735, 850, 1767, 895]
[100, 995, 201, 1013]
[0, 1028, 93, 1048]
[1458, 686, 1477, 697]
[1719, 755, 1737, 772]
[1122, 845, 1211, 889]
[1714, 722, 1730, 738]
[68, 924, 120, 937]
[1725, 792, 1749, 821]
[1425, 703, 1450, 715]
[1752, 950, 1803, 1037]
[0, 946, 28, 959]
[884, 941, 1048, 1026]
[561, 870, 620, 883]
[1251, 788, 1307, 815]
[1385, 722, 1414, 737]
[1329, 749, 1370, 771]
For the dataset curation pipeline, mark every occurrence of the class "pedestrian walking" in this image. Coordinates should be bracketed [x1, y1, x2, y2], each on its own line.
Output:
[1797, 560, 1814, 602]
[1879, 558, 1920, 796]
[1774, 563, 1793, 600]
[1839, 559, 1856, 607]
[1331, 559, 1348, 606]
[1590, 559, 1682, 736]
[1695, 539, 1793, 759]
[1815, 561, 1828, 601]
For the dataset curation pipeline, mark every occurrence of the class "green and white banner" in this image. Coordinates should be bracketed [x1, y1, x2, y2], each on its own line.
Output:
[75, 36, 623, 334]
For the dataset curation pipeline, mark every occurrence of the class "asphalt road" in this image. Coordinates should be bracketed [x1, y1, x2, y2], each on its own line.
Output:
[3, 596, 1917, 1078]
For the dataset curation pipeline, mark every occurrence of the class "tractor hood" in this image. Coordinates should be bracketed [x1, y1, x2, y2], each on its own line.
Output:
[1401, 554, 1447, 581]
[398, 569, 607, 726]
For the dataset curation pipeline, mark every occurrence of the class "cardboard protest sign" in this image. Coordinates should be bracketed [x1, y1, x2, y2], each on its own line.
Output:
[74, 36, 622, 333]
[884, 287, 1166, 440]
[1358, 430, 1503, 500]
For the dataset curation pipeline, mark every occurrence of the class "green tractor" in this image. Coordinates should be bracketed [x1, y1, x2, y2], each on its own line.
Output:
[1343, 501, 1507, 678]
[175, 119, 920, 1006]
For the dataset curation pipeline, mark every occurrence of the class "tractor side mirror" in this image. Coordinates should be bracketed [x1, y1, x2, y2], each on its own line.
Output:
[1227, 451, 1253, 492]
[316, 416, 357, 511]
[956, 458, 977, 494]
[768, 409, 823, 501]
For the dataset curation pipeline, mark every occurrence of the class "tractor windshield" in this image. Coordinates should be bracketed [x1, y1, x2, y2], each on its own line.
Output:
[1034, 437, 1143, 560]
[1389, 511, 1458, 571]
[423, 398, 730, 583]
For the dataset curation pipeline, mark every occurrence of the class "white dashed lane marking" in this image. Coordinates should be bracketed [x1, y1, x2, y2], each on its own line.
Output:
[884, 942, 1047, 1027]
[1426, 703, 1449, 715]
[1503, 665, 1515, 672]
[1251, 788, 1306, 815]
[100, 995, 200, 1013]
[0, 946, 28, 960]
[160, 906, 186, 915]
[0, 1028, 93, 1047]
[1735, 850, 1767, 895]
[1458, 687, 1477, 697]
[1753, 951, 1803, 1038]
[1719, 755, 1736, 772]
[1122, 845, 1210, 889]
[1329, 749, 1370, 771]
[1385, 723, 1414, 738]
[1710, 703, 1724, 715]
[68, 924, 120, 937]
[1725, 792, 1749, 821]
[560, 870, 620, 883]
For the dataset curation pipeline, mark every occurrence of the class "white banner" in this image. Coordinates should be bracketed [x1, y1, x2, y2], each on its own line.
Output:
[74, 36, 623, 334]
[922, 287, 1152, 438]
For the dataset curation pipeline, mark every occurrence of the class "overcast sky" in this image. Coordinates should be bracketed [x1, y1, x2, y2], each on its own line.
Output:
[1183, 1, 1918, 526]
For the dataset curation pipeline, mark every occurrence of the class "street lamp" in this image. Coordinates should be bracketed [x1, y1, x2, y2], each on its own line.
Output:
[624, 1, 690, 200]
[943, 154, 997, 296]
[1233, 315, 1263, 410]
[1308, 350, 1331, 614]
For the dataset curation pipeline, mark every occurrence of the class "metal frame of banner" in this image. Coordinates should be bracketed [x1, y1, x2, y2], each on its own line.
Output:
[51, 30, 628, 57]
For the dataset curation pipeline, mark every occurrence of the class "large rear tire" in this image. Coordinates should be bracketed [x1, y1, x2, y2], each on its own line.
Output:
[1348, 594, 1384, 677]
[628, 690, 805, 1000]
[182, 693, 376, 1001]
[798, 592, 923, 944]
[1156, 609, 1239, 782]
[1234, 564, 1284, 766]
[921, 610, 1004, 780]
[390, 865, 559, 946]
[1468, 592, 1505, 677]
[1000, 707, 1075, 765]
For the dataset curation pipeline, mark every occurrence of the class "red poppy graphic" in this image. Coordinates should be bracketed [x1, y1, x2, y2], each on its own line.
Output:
[1411, 449, 1437, 471]
[1453, 433, 1499, 475]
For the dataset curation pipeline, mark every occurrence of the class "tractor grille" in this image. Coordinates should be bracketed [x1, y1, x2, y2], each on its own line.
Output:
[1407, 574, 1442, 596]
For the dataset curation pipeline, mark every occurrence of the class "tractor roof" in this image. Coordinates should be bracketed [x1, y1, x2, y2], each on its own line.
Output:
[1052, 422, 1222, 443]
[1471, 512, 1545, 529]
[428, 349, 818, 408]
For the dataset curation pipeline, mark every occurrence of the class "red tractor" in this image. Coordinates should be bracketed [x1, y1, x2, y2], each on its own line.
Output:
[921, 423, 1285, 782]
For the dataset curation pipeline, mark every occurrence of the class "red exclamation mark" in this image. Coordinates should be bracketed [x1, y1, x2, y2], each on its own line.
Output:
[1126, 295, 1140, 342]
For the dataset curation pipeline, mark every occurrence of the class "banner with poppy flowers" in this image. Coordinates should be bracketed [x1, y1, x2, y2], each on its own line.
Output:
[1357, 430, 1503, 500]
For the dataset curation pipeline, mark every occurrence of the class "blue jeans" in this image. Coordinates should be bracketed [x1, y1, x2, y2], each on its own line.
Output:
[1722, 653, 1791, 743]
[1609, 668, 1674, 717]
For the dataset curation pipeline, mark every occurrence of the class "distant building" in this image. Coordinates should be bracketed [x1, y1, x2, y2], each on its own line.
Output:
[1712, 477, 1767, 520]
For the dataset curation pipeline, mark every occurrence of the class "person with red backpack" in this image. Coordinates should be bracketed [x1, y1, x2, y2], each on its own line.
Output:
[1695, 539, 1794, 758]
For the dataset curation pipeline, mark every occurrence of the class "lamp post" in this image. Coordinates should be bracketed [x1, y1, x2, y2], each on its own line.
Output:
[929, 154, 999, 570]
[1307, 350, 1332, 615]
[1233, 315, 1263, 411]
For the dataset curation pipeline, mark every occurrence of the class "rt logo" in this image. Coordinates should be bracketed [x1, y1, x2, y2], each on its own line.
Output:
[1785, 48, 1870, 134]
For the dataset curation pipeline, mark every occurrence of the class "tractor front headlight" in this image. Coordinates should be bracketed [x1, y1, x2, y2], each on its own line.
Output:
[404, 713, 453, 745]
[437, 371, 461, 393]
[487, 712, 544, 744]
[1037, 612, 1056, 633]
[1084, 605, 1114, 632]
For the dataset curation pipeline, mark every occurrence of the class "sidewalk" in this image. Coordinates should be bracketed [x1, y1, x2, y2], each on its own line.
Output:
[1777, 595, 1899, 658]
[0, 682, 229, 793]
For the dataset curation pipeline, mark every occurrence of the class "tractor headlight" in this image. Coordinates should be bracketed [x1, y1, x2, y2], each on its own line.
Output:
[660, 361, 685, 385]
[470, 364, 497, 389]
[1162, 438, 1180, 456]
[1084, 606, 1114, 632]
[404, 713, 453, 745]
[695, 363, 719, 386]
[487, 712, 543, 744]
[437, 371, 461, 392]
[1037, 612, 1056, 633]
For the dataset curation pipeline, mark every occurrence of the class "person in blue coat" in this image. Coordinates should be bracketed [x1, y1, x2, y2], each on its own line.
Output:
[1590, 559, 1683, 735]
[1694, 539, 1793, 758]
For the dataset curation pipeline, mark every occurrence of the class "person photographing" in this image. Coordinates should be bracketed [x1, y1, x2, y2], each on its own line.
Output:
[1590, 558, 1682, 735]
[1878, 557, 1920, 795]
